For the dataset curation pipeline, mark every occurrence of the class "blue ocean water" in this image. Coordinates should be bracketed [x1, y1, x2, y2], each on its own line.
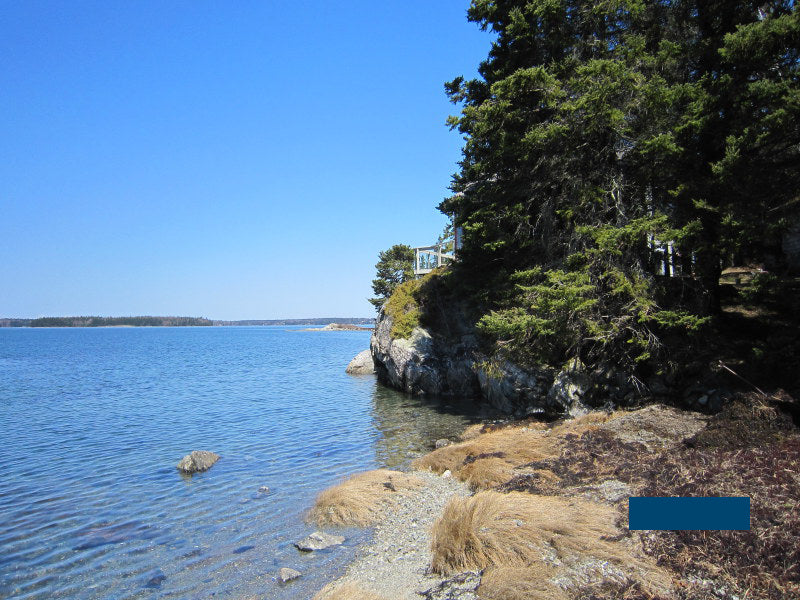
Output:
[0, 327, 477, 599]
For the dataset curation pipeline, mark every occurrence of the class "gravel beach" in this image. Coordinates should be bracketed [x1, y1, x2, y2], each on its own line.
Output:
[318, 470, 470, 599]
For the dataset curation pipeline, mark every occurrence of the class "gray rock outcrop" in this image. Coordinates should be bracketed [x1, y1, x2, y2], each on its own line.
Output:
[370, 308, 590, 417]
[370, 309, 480, 398]
[294, 531, 345, 552]
[345, 349, 375, 375]
[475, 359, 553, 415]
[176, 450, 220, 474]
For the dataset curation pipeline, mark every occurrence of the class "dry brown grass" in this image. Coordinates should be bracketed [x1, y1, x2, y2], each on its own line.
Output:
[430, 491, 671, 597]
[312, 581, 390, 600]
[307, 469, 423, 526]
[413, 412, 616, 490]
[459, 423, 485, 441]
[479, 566, 567, 600]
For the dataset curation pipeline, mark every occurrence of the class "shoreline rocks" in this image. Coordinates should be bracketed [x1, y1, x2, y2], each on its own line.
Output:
[277, 567, 302, 583]
[176, 450, 220, 474]
[294, 531, 345, 552]
[370, 307, 728, 417]
[305, 323, 372, 331]
[370, 308, 588, 417]
[346, 349, 376, 375]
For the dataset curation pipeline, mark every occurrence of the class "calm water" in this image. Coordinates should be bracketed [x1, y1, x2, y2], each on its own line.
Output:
[0, 327, 479, 599]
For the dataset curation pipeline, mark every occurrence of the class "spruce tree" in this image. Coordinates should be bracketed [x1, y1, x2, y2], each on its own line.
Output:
[441, 1, 799, 370]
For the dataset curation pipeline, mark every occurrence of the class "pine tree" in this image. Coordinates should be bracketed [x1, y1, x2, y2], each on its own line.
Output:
[369, 244, 415, 311]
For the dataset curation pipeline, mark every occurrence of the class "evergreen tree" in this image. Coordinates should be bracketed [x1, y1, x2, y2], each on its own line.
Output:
[369, 244, 415, 311]
[441, 1, 799, 370]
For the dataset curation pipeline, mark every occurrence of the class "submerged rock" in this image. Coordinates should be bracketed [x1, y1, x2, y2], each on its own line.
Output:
[346, 349, 375, 375]
[144, 570, 166, 589]
[294, 531, 345, 552]
[176, 450, 220, 474]
[277, 567, 302, 583]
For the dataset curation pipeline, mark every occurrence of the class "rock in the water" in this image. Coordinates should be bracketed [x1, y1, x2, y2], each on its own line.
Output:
[435, 438, 451, 449]
[258, 485, 270, 494]
[144, 570, 167, 589]
[277, 567, 302, 583]
[294, 531, 345, 552]
[421, 571, 481, 600]
[345, 349, 375, 375]
[176, 450, 220, 474]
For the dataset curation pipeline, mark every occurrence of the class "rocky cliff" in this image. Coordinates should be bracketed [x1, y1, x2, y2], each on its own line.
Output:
[370, 308, 591, 417]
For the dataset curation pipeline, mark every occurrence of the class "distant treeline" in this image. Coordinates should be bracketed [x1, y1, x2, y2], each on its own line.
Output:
[213, 317, 375, 326]
[0, 316, 374, 327]
[28, 316, 213, 327]
[0, 319, 31, 327]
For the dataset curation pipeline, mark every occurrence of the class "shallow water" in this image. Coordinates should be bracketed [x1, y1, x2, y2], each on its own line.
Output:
[0, 327, 479, 599]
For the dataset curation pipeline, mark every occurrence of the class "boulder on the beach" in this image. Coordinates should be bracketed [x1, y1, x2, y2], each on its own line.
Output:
[435, 438, 451, 449]
[176, 450, 220, 474]
[294, 531, 345, 552]
[346, 349, 375, 375]
[277, 567, 302, 583]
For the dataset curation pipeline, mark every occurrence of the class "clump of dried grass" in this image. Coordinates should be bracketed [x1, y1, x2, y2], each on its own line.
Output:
[478, 566, 567, 600]
[312, 581, 389, 600]
[460, 423, 485, 441]
[413, 412, 615, 490]
[479, 567, 661, 600]
[307, 469, 423, 526]
[431, 491, 670, 596]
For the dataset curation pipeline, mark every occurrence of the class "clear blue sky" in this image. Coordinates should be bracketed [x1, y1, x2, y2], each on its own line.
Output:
[0, 1, 490, 320]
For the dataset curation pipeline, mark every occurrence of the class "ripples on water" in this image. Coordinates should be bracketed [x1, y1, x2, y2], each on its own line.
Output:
[0, 327, 479, 599]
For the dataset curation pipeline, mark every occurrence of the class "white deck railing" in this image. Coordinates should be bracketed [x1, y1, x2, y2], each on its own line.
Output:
[413, 244, 454, 276]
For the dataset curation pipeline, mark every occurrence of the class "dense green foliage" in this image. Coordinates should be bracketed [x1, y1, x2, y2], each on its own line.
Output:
[440, 0, 800, 372]
[369, 244, 415, 311]
[30, 316, 213, 327]
[384, 277, 424, 339]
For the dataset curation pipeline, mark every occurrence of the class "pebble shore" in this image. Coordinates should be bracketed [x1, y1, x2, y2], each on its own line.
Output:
[325, 470, 470, 599]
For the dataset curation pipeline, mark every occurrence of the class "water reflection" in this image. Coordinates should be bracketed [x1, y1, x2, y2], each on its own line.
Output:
[370, 383, 483, 469]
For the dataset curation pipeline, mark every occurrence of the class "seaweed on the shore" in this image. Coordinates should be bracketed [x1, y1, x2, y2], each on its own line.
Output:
[497, 395, 800, 599]
[499, 430, 649, 495]
[571, 579, 669, 600]
[638, 437, 800, 599]
[462, 451, 507, 465]
[684, 393, 796, 450]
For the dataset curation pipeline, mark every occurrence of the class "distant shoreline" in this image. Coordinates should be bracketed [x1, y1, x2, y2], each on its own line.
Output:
[0, 316, 375, 328]
[301, 323, 373, 332]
